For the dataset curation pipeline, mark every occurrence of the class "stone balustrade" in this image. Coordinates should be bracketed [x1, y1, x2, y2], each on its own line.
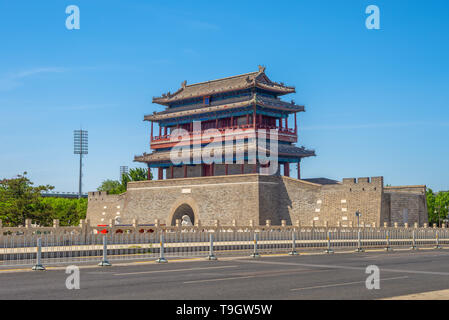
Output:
[0, 218, 441, 237]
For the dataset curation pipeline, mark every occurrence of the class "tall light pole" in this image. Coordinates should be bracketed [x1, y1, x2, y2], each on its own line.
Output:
[74, 130, 88, 199]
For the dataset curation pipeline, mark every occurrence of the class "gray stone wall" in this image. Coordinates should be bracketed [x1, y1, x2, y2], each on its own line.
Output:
[384, 186, 428, 226]
[86, 191, 125, 226]
[86, 175, 428, 227]
[122, 174, 260, 226]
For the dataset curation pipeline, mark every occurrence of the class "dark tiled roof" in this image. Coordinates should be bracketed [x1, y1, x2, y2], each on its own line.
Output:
[134, 142, 315, 164]
[275, 144, 315, 158]
[145, 94, 304, 121]
[152, 66, 295, 105]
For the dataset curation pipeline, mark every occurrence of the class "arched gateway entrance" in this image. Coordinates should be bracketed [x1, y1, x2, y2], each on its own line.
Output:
[171, 204, 195, 226]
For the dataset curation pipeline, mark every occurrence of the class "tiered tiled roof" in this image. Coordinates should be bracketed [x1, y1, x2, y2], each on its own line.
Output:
[152, 66, 295, 106]
[134, 142, 315, 163]
[145, 94, 304, 121]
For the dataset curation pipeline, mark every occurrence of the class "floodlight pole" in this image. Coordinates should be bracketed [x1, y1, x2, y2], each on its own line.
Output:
[78, 152, 82, 199]
[74, 129, 88, 199]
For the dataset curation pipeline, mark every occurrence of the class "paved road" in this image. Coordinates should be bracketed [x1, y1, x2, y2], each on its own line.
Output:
[1, 249, 449, 300]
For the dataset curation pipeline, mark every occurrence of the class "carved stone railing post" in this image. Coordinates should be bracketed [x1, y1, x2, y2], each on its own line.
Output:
[281, 220, 287, 227]
[195, 219, 201, 227]
[214, 220, 220, 228]
[132, 219, 138, 228]
[295, 220, 300, 227]
[249, 220, 254, 227]
[384, 222, 388, 228]
[175, 219, 181, 227]
[266, 220, 271, 227]
[404, 223, 409, 228]
[53, 219, 60, 228]
[232, 219, 237, 227]
[414, 222, 419, 228]
[25, 219, 32, 228]
[85, 219, 91, 234]
[154, 219, 160, 227]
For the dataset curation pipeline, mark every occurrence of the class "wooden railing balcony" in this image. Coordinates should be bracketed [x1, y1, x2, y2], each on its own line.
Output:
[151, 124, 297, 143]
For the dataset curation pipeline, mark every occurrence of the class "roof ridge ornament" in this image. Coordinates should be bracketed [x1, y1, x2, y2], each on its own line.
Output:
[181, 80, 187, 89]
[258, 65, 266, 73]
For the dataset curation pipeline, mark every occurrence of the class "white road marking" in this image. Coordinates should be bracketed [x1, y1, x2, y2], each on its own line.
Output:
[237, 259, 449, 276]
[184, 276, 256, 284]
[113, 265, 238, 276]
[291, 276, 408, 291]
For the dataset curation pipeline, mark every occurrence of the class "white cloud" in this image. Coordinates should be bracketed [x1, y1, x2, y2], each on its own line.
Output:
[0, 67, 66, 91]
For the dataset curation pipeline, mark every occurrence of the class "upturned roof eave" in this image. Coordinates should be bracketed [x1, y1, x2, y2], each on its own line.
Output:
[144, 97, 304, 122]
[151, 67, 296, 106]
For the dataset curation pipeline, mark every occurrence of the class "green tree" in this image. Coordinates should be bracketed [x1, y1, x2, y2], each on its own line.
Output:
[427, 189, 449, 225]
[434, 191, 449, 226]
[0, 172, 54, 226]
[97, 167, 150, 195]
[427, 188, 437, 224]
[40, 197, 87, 226]
[97, 179, 126, 194]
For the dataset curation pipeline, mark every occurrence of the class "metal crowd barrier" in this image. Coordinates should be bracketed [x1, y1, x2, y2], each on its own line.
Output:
[0, 228, 448, 269]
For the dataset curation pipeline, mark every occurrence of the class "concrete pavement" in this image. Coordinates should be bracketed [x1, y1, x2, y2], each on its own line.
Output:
[1, 250, 449, 299]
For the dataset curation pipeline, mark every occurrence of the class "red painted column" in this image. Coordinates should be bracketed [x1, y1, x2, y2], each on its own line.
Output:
[285, 116, 288, 130]
[158, 168, 163, 180]
[211, 163, 214, 176]
[253, 105, 256, 128]
[246, 114, 249, 125]
[241, 163, 244, 174]
[225, 164, 228, 175]
[183, 165, 187, 178]
[297, 161, 301, 180]
[150, 121, 153, 142]
[284, 163, 290, 177]
[279, 117, 282, 129]
[170, 166, 174, 179]
[294, 112, 297, 134]
[164, 127, 168, 136]
[159, 125, 162, 137]
[147, 167, 152, 180]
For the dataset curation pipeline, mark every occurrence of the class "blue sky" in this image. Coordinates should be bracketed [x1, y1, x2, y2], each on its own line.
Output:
[0, 0, 448, 192]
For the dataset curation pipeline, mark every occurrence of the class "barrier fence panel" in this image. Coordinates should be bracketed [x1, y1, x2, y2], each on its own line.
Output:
[1, 227, 449, 267]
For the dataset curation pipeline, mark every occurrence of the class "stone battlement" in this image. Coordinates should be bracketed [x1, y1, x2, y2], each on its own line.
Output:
[342, 177, 383, 185]
[88, 191, 124, 201]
